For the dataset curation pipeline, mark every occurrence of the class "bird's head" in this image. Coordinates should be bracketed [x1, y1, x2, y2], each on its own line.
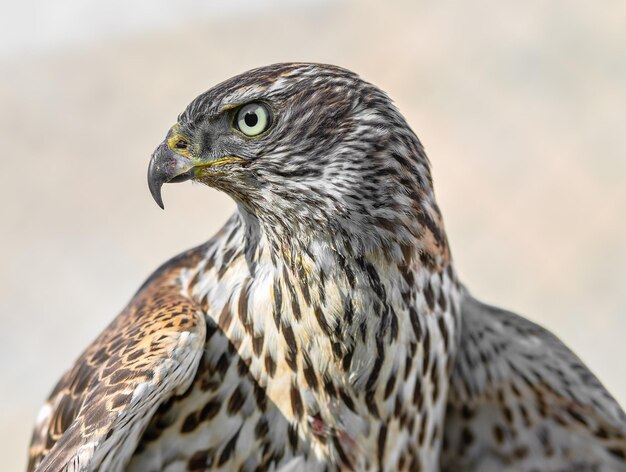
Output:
[149, 63, 447, 257]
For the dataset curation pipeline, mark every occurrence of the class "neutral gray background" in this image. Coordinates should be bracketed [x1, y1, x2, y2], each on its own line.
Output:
[1, 1, 625, 469]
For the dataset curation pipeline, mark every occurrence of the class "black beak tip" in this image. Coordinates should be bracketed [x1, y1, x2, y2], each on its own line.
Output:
[153, 191, 165, 210]
[147, 152, 166, 209]
[148, 177, 166, 210]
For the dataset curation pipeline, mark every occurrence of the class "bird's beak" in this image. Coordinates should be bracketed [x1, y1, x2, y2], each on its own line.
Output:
[147, 141, 196, 209]
[148, 131, 245, 209]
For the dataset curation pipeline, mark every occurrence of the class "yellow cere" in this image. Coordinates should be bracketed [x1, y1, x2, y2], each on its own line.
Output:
[167, 125, 192, 158]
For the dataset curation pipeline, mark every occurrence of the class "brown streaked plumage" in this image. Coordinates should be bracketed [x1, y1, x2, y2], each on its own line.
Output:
[29, 249, 207, 471]
[28, 63, 626, 471]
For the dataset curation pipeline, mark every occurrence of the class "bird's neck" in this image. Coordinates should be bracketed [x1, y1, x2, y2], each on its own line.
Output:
[185, 210, 462, 468]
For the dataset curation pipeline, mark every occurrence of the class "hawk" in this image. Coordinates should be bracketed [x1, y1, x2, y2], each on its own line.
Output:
[28, 63, 626, 471]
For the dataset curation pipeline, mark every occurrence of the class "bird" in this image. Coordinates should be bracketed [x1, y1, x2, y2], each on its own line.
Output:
[27, 63, 626, 472]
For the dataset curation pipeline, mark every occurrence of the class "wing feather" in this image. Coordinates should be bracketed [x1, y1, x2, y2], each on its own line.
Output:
[27, 257, 206, 472]
[443, 292, 626, 471]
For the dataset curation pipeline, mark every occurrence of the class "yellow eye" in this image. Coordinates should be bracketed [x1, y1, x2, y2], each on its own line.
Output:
[235, 103, 272, 137]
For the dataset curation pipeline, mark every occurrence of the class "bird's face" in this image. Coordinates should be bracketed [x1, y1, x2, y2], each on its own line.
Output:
[149, 63, 435, 245]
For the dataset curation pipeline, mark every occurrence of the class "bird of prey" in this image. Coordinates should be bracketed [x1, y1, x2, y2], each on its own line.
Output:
[28, 63, 626, 472]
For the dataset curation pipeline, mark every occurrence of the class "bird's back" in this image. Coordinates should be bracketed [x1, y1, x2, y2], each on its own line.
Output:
[442, 293, 626, 471]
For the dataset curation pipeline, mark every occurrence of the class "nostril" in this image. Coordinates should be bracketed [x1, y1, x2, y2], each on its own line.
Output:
[174, 139, 188, 150]
[167, 132, 192, 156]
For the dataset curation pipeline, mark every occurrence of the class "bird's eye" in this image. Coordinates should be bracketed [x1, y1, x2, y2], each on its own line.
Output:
[234, 103, 272, 137]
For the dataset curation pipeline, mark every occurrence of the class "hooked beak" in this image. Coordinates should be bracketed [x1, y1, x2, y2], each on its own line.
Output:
[147, 142, 195, 209]
[148, 135, 246, 209]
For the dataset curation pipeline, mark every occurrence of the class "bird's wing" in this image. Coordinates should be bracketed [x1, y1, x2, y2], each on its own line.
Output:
[27, 256, 206, 472]
[442, 292, 626, 472]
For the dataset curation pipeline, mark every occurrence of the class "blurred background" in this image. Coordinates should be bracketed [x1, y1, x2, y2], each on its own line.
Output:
[1, 0, 625, 469]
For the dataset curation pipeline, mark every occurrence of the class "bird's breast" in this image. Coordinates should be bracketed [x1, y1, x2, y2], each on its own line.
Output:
[131, 239, 462, 471]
